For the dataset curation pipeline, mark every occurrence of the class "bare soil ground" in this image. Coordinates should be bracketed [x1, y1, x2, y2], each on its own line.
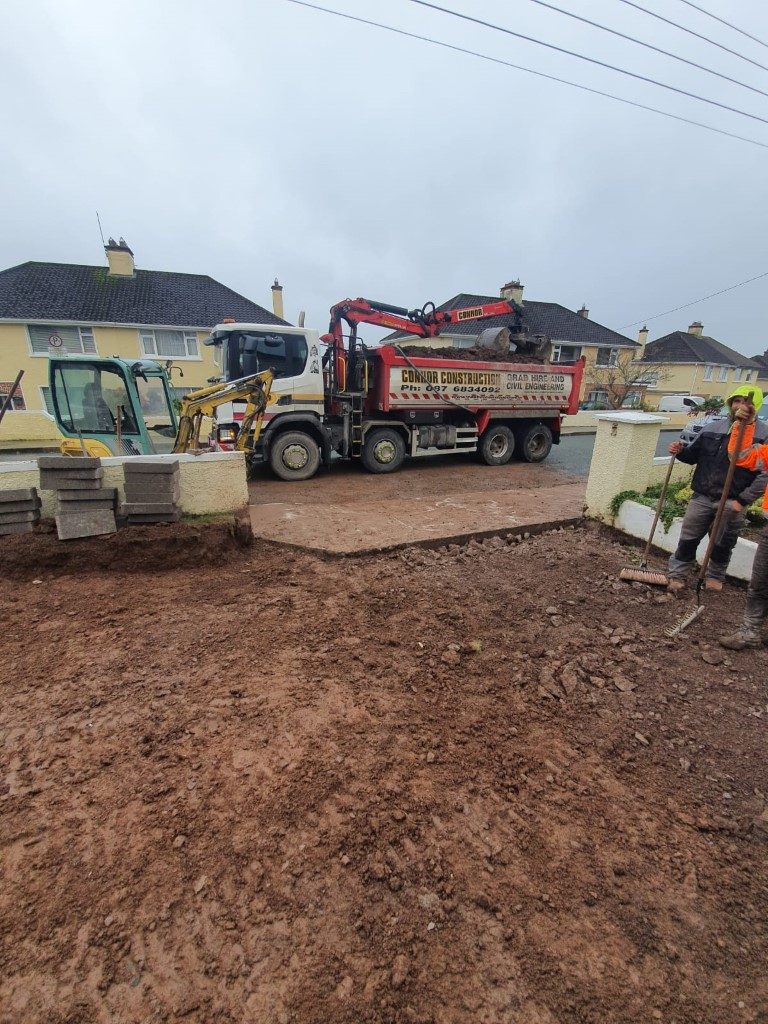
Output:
[1, 523, 767, 1024]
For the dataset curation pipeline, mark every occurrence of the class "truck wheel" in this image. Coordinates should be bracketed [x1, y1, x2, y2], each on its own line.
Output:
[361, 428, 406, 473]
[479, 425, 515, 465]
[269, 431, 321, 481]
[517, 423, 553, 463]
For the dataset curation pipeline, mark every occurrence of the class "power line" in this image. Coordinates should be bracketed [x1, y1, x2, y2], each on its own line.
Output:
[622, 270, 768, 328]
[283, 0, 768, 150]
[526, 0, 768, 100]
[676, 0, 768, 52]
[615, 0, 768, 75]
[408, 0, 768, 127]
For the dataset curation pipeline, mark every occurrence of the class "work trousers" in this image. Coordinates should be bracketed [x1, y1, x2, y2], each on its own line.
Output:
[668, 492, 745, 582]
[743, 524, 768, 632]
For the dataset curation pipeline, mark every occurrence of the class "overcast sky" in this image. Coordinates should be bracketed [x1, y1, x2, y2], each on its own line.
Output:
[1, 0, 766, 353]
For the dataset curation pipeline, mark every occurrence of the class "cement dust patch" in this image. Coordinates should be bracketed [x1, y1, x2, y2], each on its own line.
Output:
[249, 482, 586, 554]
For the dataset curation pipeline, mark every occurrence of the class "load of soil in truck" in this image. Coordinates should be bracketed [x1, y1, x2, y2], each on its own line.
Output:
[396, 344, 548, 364]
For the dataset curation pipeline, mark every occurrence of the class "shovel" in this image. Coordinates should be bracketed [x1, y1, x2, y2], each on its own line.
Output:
[666, 398, 753, 637]
[619, 453, 676, 586]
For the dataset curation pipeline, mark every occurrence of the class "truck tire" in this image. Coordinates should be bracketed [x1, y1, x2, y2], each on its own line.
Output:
[478, 425, 515, 466]
[361, 428, 406, 473]
[269, 431, 321, 481]
[517, 423, 553, 463]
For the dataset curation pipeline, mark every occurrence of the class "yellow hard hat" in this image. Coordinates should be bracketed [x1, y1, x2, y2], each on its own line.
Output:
[727, 384, 763, 413]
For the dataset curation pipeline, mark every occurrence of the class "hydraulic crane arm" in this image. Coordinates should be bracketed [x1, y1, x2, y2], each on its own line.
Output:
[172, 370, 274, 454]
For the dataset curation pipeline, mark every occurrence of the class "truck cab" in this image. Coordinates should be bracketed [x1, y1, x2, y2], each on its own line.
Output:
[205, 323, 330, 475]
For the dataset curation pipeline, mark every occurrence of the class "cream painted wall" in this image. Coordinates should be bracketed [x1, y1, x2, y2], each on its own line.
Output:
[640, 361, 761, 408]
[0, 323, 221, 445]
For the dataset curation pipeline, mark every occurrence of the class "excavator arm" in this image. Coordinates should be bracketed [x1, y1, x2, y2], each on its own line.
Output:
[320, 296, 535, 399]
[172, 370, 274, 454]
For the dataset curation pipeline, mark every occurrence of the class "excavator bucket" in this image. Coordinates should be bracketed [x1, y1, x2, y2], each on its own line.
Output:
[477, 326, 511, 356]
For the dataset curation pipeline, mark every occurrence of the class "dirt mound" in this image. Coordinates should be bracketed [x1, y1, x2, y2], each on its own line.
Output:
[0, 514, 251, 578]
[1, 524, 767, 1022]
[397, 344, 547, 364]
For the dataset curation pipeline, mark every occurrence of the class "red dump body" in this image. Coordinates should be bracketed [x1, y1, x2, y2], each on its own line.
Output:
[370, 346, 584, 418]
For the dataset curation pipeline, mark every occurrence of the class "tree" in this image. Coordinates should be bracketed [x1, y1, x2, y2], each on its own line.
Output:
[584, 353, 672, 410]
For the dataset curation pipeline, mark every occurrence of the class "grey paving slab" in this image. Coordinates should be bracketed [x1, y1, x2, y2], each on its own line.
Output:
[0, 488, 39, 502]
[41, 476, 103, 490]
[0, 521, 34, 536]
[38, 456, 101, 470]
[124, 460, 180, 475]
[0, 510, 40, 523]
[0, 499, 41, 513]
[55, 510, 117, 540]
[125, 512, 182, 523]
[58, 488, 118, 503]
[121, 501, 178, 515]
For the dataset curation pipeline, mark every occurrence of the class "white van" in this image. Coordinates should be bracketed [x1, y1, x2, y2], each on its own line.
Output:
[657, 394, 705, 413]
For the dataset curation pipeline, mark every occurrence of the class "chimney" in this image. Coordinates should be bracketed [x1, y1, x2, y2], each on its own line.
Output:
[104, 238, 135, 277]
[578, 305, 589, 319]
[637, 325, 649, 357]
[688, 321, 704, 337]
[271, 278, 284, 319]
[500, 279, 524, 305]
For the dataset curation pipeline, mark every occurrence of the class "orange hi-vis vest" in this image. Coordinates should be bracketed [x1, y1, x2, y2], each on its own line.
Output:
[728, 421, 768, 509]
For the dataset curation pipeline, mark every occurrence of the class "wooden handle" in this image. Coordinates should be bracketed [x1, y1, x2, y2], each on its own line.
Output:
[641, 453, 677, 563]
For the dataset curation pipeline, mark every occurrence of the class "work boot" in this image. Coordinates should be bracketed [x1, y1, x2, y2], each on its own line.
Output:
[705, 578, 724, 592]
[719, 627, 761, 651]
[667, 579, 687, 595]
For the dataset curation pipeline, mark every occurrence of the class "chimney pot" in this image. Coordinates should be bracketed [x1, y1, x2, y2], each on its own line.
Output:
[578, 305, 589, 319]
[688, 321, 704, 337]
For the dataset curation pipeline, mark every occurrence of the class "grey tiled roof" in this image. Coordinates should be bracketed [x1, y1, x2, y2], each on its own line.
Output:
[749, 351, 768, 380]
[381, 292, 636, 348]
[0, 261, 289, 329]
[640, 331, 759, 367]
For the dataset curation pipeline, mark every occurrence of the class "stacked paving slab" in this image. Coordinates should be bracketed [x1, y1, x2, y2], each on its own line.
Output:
[121, 459, 181, 524]
[39, 456, 118, 541]
[0, 487, 42, 536]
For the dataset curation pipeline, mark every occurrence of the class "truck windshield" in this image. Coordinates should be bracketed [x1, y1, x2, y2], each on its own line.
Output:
[226, 331, 308, 381]
[51, 362, 139, 435]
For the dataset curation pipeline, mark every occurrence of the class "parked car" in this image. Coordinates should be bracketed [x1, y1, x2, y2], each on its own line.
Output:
[679, 404, 768, 446]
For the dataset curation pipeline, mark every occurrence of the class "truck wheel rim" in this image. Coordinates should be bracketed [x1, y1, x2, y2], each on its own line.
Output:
[283, 443, 309, 470]
[374, 439, 397, 464]
[489, 434, 509, 458]
[529, 432, 547, 456]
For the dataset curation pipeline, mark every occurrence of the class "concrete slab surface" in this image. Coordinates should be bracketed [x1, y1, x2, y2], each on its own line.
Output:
[249, 481, 586, 554]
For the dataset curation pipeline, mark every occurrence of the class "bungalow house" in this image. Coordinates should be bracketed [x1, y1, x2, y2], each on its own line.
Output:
[0, 240, 288, 447]
[380, 281, 639, 405]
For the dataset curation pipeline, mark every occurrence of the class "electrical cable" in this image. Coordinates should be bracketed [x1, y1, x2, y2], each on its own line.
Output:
[622, 270, 768, 328]
[524, 0, 768, 100]
[408, 0, 768, 126]
[676, 0, 768, 52]
[283, 0, 768, 150]
[615, 0, 768, 74]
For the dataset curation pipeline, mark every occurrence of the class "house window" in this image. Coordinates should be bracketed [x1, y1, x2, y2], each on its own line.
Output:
[587, 389, 609, 404]
[595, 347, 619, 367]
[28, 324, 96, 356]
[551, 344, 582, 363]
[734, 367, 743, 382]
[140, 329, 200, 359]
[40, 385, 55, 416]
[0, 380, 26, 410]
[718, 366, 728, 382]
[703, 365, 713, 381]
[637, 372, 658, 388]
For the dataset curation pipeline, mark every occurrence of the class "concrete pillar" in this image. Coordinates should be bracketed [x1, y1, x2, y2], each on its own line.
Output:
[585, 411, 668, 519]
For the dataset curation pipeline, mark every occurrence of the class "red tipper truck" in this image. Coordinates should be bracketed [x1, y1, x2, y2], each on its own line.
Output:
[204, 296, 584, 480]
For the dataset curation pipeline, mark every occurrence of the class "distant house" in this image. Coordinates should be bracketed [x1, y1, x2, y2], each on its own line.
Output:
[0, 240, 287, 447]
[638, 322, 761, 407]
[748, 348, 768, 385]
[380, 280, 638, 404]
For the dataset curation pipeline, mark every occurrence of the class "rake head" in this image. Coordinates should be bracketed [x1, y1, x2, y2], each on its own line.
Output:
[619, 566, 668, 586]
[665, 603, 705, 638]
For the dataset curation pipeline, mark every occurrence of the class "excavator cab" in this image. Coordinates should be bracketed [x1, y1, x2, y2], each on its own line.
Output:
[49, 357, 178, 457]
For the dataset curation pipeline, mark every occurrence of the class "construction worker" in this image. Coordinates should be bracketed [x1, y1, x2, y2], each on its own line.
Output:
[666, 385, 768, 594]
[720, 403, 768, 649]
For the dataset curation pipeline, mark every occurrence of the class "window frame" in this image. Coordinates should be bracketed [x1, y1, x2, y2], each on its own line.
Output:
[27, 324, 97, 358]
[40, 385, 55, 418]
[703, 364, 713, 381]
[595, 347, 620, 368]
[551, 343, 582, 364]
[139, 329, 201, 361]
[718, 365, 728, 382]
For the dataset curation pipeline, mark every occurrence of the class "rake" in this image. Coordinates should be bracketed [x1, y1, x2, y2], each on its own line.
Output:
[619, 454, 676, 586]
[666, 401, 752, 638]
